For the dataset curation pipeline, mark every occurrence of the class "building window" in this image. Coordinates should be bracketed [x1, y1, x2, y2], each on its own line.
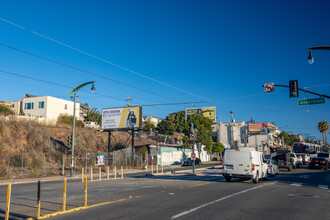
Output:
[64, 104, 67, 110]
[38, 101, 45, 109]
[11, 104, 14, 108]
[24, 102, 34, 110]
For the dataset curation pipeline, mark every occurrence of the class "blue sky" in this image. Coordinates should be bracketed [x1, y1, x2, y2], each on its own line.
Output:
[0, 0, 329, 140]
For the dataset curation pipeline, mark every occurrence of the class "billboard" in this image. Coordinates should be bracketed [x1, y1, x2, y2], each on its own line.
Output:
[102, 106, 142, 130]
[185, 107, 216, 122]
[248, 122, 267, 132]
[95, 155, 105, 166]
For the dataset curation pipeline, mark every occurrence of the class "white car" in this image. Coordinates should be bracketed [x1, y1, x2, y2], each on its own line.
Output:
[266, 159, 279, 176]
[290, 153, 300, 168]
[223, 148, 268, 184]
[295, 153, 303, 165]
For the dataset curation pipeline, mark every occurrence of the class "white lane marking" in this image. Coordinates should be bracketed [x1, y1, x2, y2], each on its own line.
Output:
[318, 185, 329, 190]
[171, 185, 263, 219]
[291, 183, 302, 187]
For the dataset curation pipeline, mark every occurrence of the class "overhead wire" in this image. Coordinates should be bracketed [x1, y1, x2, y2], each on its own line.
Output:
[0, 42, 183, 102]
[0, 17, 210, 101]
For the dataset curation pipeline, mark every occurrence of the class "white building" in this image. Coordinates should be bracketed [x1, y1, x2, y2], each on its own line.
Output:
[213, 122, 246, 149]
[22, 96, 80, 122]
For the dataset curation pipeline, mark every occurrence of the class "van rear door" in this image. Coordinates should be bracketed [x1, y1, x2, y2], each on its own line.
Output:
[224, 151, 237, 173]
[236, 152, 251, 174]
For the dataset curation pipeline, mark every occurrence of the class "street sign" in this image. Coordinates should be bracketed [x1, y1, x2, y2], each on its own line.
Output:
[190, 133, 196, 141]
[191, 153, 196, 160]
[264, 83, 275, 93]
[298, 98, 325, 106]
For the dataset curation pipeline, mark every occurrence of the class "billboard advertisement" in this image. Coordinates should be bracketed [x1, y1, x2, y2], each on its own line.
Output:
[248, 122, 267, 132]
[185, 107, 216, 122]
[95, 155, 105, 166]
[102, 106, 142, 130]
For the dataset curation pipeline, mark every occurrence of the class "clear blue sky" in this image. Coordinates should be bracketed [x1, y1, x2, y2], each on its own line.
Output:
[0, 0, 329, 140]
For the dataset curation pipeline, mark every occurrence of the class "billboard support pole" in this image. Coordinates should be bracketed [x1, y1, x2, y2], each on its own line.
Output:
[107, 131, 111, 167]
[132, 128, 134, 168]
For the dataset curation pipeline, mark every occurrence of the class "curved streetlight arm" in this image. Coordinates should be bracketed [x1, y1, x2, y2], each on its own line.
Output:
[67, 81, 95, 96]
[305, 46, 330, 50]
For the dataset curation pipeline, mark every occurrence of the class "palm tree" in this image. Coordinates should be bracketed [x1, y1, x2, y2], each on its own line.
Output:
[318, 121, 329, 148]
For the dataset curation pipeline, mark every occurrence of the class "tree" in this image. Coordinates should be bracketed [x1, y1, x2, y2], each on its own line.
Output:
[318, 121, 329, 147]
[204, 142, 225, 160]
[84, 107, 101, 124]
[0, 104, 15, 116]
[143, 121, 155, 132]
[279, 131, 300, 146]
[156, 120, 175, 138]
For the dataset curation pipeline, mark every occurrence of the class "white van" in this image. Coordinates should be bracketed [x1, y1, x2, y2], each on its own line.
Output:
[222, 148, 268, 183]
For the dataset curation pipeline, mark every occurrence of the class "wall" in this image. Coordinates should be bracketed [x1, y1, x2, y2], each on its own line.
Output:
[152, 146, 192, 166]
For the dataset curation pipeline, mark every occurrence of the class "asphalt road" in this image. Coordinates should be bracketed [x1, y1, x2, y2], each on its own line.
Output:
[1, 165, 329, 220]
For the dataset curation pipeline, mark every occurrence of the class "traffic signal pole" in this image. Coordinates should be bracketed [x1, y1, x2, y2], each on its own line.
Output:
[70, 90, 77, 177]
[261, 84, 330, 99]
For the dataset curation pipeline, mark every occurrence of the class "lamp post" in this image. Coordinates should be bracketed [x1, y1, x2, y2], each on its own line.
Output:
[68, 81, 96, 177]
[306, 46, 330, 64]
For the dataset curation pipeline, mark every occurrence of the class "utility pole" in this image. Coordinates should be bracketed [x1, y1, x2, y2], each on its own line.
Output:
[230, 111, 235, 148]
[191, 123, 196, 175]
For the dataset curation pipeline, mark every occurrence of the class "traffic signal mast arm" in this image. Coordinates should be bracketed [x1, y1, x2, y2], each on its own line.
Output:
[261, 84, 330, 99]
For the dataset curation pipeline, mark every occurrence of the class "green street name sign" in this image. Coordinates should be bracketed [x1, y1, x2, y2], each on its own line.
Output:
[298, 98, 325, 106]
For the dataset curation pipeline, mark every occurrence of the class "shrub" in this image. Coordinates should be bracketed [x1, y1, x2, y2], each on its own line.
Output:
[0, 104, 15, 116]
[56, 114, 84, 128]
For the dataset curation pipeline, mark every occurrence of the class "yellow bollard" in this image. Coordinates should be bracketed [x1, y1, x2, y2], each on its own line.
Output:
[37, 181, 41, 218]
[107, 166, 109, 180]
[63, 178, 66, 211]
[84, 176, 87, 207]
[151, 164, 154, 174]
[114, 166, 117, 179]
[161, 164, 164, 173]
[99, 167, 102, 180]
[5, 184, 11, 220]
[82, 168, 84, 182]
[121, 166, 123, 179]
[91, 168, 93, 181]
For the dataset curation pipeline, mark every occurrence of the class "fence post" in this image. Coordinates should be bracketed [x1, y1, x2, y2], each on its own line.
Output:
[107, 166, 109, 180]
[5, 184, 11, 220]
[63, 178, 66, 211]
[121, 166, 123, 179]
[84, 176, 87, 207]
[91, 168, 93, 181]
[37, 181, 41, 218]
[99, 167, 102, 180]
[114, 166, 117, 179]
[82, 168, 84, 182]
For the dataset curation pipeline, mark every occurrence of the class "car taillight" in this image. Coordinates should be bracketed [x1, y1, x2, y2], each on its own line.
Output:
[284, 165, 287, 168]
[315, 161, 319, 163]
[268, 165, 272, 167]
[222, 162, 224, 166]
[309, 161, 312, 163]
[321, 161, 325, 164]
[252, 163, 255, 171]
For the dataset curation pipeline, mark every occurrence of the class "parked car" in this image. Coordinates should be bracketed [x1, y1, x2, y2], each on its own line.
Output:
[222, 148, 268, 184]
[182, 158, 202, 166]
[308, 157, 328, 170]
[266, 159, 279, 176]
[301, 154, 310, 165]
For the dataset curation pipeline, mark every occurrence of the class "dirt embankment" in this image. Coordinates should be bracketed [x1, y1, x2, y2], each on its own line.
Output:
[0, 117, 151, 179]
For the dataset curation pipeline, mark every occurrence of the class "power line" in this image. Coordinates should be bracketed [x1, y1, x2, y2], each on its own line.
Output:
[0, 42, 183, 102]
[0, 17, 210, 101]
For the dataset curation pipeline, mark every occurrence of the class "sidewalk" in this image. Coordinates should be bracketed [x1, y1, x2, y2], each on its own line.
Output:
[0, 161, 221, 186]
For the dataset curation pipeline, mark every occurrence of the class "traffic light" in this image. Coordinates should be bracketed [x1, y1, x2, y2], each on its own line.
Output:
[67, 135, 72, 146]
[289, 80, 299, 98]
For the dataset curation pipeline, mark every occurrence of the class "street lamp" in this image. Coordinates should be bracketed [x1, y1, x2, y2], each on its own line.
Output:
[68, 81, 96, 177]
[305, 46, 330, 64]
